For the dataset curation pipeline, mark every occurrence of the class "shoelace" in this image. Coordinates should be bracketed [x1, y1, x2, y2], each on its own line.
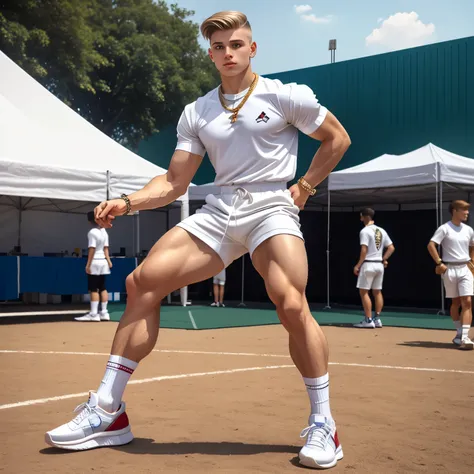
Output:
[219, 187, 254, 248]
[300, 422, 332, 450]
[72, 402, 94, 424]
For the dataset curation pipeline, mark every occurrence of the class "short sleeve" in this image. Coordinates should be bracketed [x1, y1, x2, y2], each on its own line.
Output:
[431, 226, 446, 245]
[384, 230, 393, 247]
[88, 230, 97, 248]
[175, 103, 206, 157]
[279, 83, 328, 135]
[104, 231, 109, 248]
[360, 229, 369, 247]
[469, 227, 474, 246]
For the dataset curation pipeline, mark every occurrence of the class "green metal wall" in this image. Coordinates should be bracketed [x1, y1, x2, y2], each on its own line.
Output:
[138, 36, 474, 184]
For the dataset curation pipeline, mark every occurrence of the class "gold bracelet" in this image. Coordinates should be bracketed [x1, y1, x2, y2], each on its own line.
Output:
[120, 194, 132, 215]
[297, 177, 317, 196]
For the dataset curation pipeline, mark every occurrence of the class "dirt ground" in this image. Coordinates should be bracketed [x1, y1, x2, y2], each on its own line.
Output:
[1, 321, 473, 473]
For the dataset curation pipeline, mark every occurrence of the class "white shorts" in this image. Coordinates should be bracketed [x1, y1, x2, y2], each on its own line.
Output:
[442, 264, 474, 298]
[177, 183, 303, 267]
[213, 278, 225, 286]
[357, 262, 384, 290]
[89, 259, 111, 275]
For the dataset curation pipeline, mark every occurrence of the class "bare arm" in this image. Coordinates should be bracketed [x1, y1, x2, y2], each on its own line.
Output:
[383, 244, 395, 262]
[470, 246, 474, 261]
[104, 247, 112, 268]
[303, 111, 351, 188]
[86, 247, 95, 273]
[126, 150, 203, 212]
[95, 150, 203, 226]
[427, 241, 442, 264]
[354, 245, 368, 275]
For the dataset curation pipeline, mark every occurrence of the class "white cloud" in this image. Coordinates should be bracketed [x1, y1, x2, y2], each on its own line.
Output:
[377, 17, 384, 23]
[366, 12, 435, 51]
[294, 4, 312, 14]
[301, 13, 333, 24]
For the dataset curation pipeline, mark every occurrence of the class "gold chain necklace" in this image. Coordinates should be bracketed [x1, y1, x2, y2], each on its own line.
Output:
[218, 74, 259, 124]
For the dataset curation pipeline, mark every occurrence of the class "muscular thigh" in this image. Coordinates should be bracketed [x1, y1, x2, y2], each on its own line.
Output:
[252, 234, 308, 302]
[133, 226, 224, 295]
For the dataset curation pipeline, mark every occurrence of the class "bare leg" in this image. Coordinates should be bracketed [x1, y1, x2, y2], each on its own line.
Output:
[219, 284, 225, 304]
[110, 227, 224, 361]
[450, 297, 461, 323]
[460, 296, 472, 327]
[100, 289, 108, 304]
[359, 289, 372, 319]
[373, 289, 383, 314]
[213, 283, 219, 303]
[90, 290, 99, 303]
[252, 235, 328, 378]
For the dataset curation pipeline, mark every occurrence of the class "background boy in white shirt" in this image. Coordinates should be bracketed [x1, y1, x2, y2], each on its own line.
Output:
[353, 208, 395, 328]
[211, 268, 226, 307]
[75, 211, 113, 322]
[428, 200, 474, 350]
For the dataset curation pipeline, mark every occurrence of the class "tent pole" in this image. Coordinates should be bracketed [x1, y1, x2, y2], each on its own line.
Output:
[439, 180, 445, 315]
[106, 170, 110, 200]
[324, 190, 331, 310]
[17, 197, 22, 249]
[180, 194, 189, 306]
[238, 256, 246, 307]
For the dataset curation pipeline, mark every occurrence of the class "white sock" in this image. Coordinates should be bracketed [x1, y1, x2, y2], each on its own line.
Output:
[454, 320, 462, 336]
[304, 373, 332, 419]
[90, 301, 99, 315]
[101, 301, 108, 313]
[461, 325, 470, 339]
[97, 355, 138, 412]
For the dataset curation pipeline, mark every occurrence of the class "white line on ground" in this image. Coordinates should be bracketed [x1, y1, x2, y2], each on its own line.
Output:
[0, 310, 86, 317]
[0, 365, 294, 410]
[2, 349, 473, 375]
[188, 310, 198, 330]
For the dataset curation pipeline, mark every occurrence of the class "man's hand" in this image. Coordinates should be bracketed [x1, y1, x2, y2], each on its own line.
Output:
[436, 263, 448, 275]
[353, 265, 360, 276]
[95, 198, 127, 228]
[289, 183, 310, 210]
[383, 260, 389, 269]
[107, 259, 113, 269]
[85, 265, 91, 275]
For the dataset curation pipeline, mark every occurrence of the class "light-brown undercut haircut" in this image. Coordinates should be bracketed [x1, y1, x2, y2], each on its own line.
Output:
[449, 200, 470, 214]
[200, 11, 252, 41]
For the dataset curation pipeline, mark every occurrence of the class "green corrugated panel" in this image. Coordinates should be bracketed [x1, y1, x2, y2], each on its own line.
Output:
[138, 37, 474, 183]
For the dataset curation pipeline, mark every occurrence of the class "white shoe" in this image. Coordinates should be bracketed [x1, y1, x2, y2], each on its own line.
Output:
[299, 415, 343, 469]
[74, 313, 100, 322]
[373, 318, 383, 328]
[353, 318, 375, 328]
[220, 303, 226, 308]
[45, 391, 133, 450]
[453, 336, 462, 346]
[210, 302, 219, 307]
[459, 336, 474, 351]
[99, 311, 110, 321]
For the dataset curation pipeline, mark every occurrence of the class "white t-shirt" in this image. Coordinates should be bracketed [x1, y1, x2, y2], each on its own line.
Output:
[430, 222, 474, 263]
[176, 76, 327, 186]
[360, 224, 393, 261]
[88, 227, 109, 259]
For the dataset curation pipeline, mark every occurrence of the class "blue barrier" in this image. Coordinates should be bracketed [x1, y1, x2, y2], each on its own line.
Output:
[0, 256, 19, 300]
[15, 256, 136, 295]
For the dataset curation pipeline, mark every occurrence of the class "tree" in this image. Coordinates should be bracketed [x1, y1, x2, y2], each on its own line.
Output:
[0, 0, 219, 148]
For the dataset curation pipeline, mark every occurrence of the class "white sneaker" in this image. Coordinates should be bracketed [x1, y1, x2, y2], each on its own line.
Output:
[45, 391, 133, 450]
[353, 318, 375, 328]
[299, 415, 343, 469]
[373, 318, 383, 328]
[453, 336, 462, 346]
[74, 313, 100, 322]
[210, 302, 219, 307]
[459, 336, 474, 351]
[99, 311, 110, 321]
[220, 303, 226, 308]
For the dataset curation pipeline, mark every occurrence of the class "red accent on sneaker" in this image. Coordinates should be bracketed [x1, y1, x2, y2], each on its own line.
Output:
[333, 430, 340, 448]
[106, 411, 129, 432]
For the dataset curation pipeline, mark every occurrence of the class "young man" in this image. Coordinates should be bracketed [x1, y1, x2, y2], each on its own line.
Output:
[46, 11, 350, 470]
[428, 200, 474, 350]
[75, 211, 113, 322]
[211, 268, 226, 307]
[353, 208, 395, 328]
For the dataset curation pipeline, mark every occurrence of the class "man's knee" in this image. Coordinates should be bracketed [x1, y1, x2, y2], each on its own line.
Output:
[461, 297, 472, 310]
[274, 291, 307, 329]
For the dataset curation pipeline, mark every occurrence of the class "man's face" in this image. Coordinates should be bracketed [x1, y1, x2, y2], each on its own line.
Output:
[453, 207, 469, 222]
[208, 27, 256, 77]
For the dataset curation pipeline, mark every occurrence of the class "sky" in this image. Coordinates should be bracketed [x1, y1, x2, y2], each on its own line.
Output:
[165, 0, 474, 74]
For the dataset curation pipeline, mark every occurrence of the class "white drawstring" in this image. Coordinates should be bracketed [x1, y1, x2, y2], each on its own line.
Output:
[218, 187, 254, 249]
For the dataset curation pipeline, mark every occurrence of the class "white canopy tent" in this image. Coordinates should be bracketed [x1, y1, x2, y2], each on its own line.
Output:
[326, 143, 474, 312]
[0, 51, 192, 304]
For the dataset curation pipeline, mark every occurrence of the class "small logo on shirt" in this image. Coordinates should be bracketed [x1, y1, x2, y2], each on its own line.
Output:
[256, 111, 270, 123]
